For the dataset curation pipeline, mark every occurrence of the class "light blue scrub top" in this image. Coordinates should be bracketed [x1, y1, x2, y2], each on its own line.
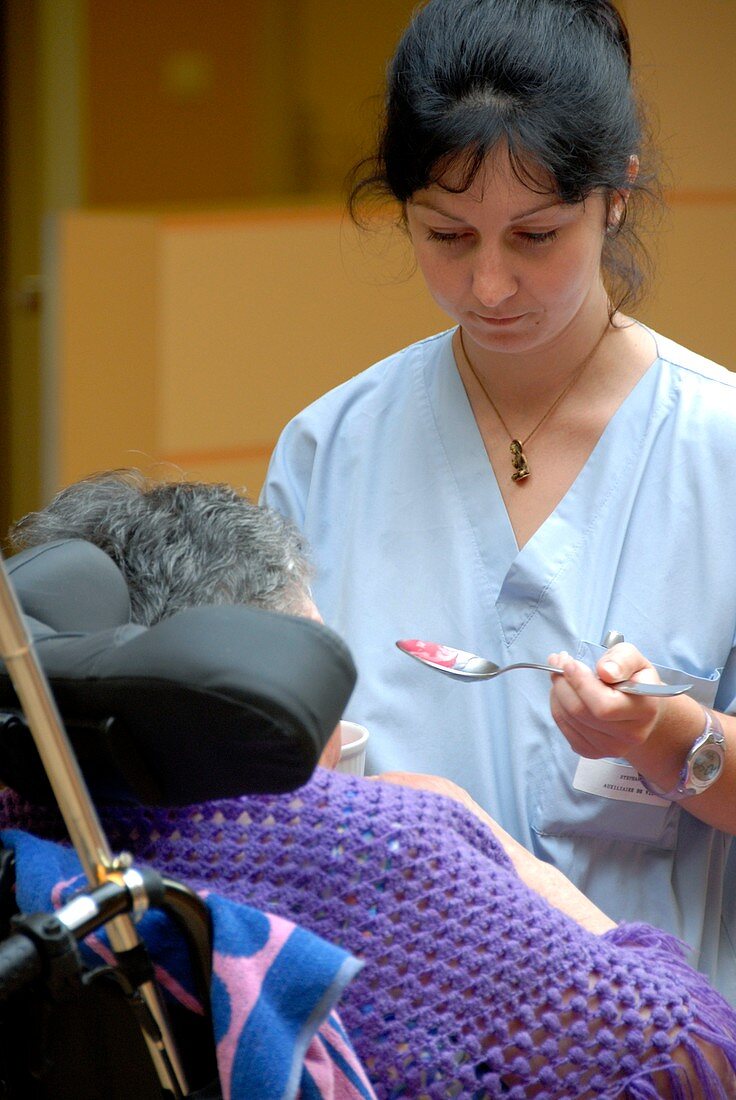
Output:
[262, 327, 736, 1002]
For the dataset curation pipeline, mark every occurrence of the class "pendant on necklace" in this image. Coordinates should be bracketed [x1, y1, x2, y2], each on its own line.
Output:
[509, 440, 531, 482]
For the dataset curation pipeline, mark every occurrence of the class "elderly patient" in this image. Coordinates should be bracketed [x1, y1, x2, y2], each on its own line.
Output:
[3, 470, 736, 1099]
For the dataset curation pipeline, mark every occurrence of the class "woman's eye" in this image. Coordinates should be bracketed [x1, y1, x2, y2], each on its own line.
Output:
[518, 229, 559, 246]
[426, 228, 468, 245]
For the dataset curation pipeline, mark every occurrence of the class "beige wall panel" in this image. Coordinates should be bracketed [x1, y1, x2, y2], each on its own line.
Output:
[159, 457, 273, 501]
[640, 202, 736, 370]
[52, 212, 158, 489]
[47, 207, 449, 498]
[156, 210, 449, 464]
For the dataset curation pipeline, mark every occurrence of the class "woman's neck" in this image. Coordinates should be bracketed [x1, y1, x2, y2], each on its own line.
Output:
[459, 300, 615, 410]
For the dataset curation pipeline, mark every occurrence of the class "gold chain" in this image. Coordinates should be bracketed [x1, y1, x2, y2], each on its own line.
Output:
[456, 326, 608, 482]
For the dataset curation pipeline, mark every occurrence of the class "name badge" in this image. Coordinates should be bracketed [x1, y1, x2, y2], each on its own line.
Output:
[573, 757, 669, 807]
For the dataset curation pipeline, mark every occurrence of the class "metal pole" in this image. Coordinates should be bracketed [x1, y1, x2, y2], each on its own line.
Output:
[0, 550, 188, 1096]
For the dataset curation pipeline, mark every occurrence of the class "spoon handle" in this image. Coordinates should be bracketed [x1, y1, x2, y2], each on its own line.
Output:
[522, 662, 690, 696]
[612, 680, 691, 697]
[506, 662, 561, 674]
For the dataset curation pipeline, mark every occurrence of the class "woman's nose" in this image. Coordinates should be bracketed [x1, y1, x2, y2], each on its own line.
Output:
[471, 246, 517, 308]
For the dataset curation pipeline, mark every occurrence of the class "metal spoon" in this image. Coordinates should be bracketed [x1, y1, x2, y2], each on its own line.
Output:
[395, 639, 692, 697]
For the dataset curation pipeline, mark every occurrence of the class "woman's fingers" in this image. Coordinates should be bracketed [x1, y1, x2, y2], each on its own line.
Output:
[548, 649, 660, 756]
[595, 642, 662, 686]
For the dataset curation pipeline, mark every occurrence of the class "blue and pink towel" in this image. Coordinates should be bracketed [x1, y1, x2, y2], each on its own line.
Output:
[0, 829, 376, 1100]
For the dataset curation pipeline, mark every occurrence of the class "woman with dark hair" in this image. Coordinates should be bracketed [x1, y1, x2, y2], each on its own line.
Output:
[262, 0, 736, 1006]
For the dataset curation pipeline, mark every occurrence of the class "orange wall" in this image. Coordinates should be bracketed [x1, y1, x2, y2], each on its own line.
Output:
[86, 0, 256, 203]
[628, 0, 736, 367]
[83, 0, 419, 204]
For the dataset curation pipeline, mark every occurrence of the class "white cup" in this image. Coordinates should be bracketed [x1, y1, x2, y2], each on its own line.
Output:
[335, 720, 370, 776]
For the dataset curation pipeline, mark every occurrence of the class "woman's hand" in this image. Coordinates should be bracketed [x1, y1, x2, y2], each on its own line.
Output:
[547, 644, 736, 835]
[547, 642, 665, 760]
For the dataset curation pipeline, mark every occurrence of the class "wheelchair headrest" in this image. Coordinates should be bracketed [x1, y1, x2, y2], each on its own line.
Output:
[0, 539, 357, 806]
[7, 539, 132, 634]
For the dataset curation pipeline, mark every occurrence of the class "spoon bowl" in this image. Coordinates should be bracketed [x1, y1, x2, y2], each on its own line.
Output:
[395, 639, 692, 697]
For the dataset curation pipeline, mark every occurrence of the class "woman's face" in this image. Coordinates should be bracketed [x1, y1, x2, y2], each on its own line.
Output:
[405, 150, 610, 357]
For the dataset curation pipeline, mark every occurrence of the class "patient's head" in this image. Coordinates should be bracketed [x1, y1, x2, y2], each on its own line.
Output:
[10, 469, 313, 627]
[11, 470, 344, 768]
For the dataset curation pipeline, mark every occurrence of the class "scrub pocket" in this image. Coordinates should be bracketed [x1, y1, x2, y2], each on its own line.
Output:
[531, 640, 721, 850]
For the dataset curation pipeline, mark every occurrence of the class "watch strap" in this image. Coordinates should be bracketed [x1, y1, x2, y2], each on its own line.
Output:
[639, 706, 725, 802]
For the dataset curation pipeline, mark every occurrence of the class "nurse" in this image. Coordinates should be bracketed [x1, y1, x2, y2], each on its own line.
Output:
[262, 0, 736, 1000]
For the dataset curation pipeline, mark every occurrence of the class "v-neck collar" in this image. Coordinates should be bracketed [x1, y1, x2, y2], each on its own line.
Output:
[423, 331, 664, 647]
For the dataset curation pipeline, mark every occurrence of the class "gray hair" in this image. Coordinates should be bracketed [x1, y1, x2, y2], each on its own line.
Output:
[9, 470, 313, 627]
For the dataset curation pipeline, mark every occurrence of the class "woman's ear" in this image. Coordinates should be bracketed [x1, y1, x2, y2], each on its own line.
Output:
[606, 154, 640, 235]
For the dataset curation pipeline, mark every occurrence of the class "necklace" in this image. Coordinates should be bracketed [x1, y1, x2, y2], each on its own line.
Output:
[456, 327, 608, 483]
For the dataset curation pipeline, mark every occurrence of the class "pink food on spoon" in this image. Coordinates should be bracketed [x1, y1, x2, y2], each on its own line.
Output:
[398, 639, 459, 668]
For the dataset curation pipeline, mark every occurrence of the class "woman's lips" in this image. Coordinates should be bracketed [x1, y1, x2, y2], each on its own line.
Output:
[473, 313, 525, 326]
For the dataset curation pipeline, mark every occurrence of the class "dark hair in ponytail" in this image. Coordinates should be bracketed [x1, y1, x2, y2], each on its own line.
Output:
[349, 0, 661, 313]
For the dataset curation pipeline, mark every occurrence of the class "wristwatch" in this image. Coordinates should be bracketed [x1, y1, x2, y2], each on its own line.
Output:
[640, 707, 726, 801]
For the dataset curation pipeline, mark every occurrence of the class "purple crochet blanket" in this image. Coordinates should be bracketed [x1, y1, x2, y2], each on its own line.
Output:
[2, 769, 736, 1098]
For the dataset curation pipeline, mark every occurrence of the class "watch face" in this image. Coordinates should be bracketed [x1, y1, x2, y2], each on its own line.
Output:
[692, 747, 724, 785]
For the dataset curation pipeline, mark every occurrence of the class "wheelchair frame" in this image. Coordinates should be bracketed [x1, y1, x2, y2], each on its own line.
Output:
[0, 547, 210, 1097]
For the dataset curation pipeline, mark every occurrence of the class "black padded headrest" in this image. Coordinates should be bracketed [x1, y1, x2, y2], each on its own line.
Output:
[7, 539, 132, 633]
[0, 540, 357, 805]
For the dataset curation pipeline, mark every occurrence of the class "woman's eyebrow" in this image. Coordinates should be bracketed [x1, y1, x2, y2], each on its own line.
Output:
[509, 199, 565, 221]
[409, 198, 468, 222]
[410, 196, 567, 222]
